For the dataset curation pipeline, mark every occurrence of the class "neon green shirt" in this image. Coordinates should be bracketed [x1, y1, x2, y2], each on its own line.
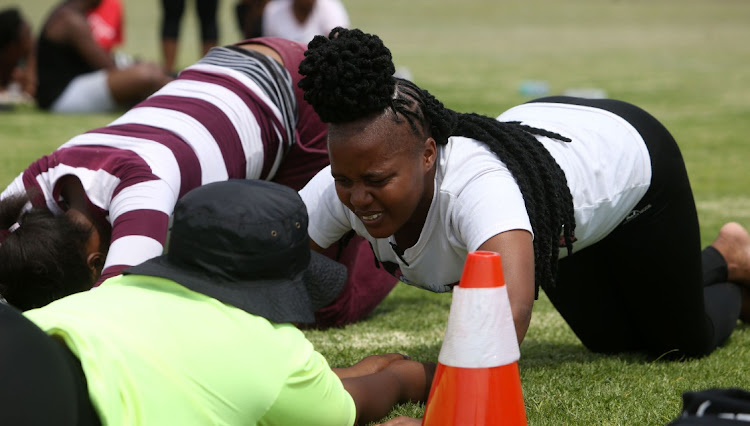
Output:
[24, 275, 356, 426]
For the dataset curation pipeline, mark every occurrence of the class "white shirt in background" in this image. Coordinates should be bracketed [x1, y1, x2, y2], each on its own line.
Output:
[262, 0, 350, 44]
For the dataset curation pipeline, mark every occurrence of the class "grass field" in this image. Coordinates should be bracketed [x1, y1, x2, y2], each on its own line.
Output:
[3, 0, 750, 424]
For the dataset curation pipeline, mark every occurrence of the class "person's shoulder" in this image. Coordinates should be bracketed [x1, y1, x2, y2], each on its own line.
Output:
[443, 136, 498, 164]
[439, 137, 509, 192]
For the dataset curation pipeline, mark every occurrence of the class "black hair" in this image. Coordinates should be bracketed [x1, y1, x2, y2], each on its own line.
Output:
[299, 27, 576, 292]
[0, 193, 95, 310]
[0, 8, 23, 51]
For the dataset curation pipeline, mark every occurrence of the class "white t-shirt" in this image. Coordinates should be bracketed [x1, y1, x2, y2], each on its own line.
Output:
[300, 102, 652, 292]
[262, 0, 350, 44]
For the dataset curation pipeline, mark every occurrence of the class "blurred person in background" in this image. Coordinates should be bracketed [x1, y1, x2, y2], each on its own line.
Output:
[35, 0, 172, 114]
[235, 0, 269, 39]
[87, 0, 137, 69]
[86, 0, 124, 53]
[262, 0, 349, 44]
[0, 7, 36, 107]
[160, 0, 220, 75]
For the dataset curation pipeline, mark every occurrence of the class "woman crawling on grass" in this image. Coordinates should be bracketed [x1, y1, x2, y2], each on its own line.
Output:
[298, 27, 750, 360]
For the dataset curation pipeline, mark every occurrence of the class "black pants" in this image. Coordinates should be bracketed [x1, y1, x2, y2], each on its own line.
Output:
[0, 303, 100, 425]
[530, 96, 740, 358]
[161, 0, 219, 41]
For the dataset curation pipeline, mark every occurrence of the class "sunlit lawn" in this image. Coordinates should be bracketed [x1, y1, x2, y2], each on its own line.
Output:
[3, 0, 750, 424]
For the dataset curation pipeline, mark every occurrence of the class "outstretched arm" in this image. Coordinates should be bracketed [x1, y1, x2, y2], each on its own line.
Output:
[332, 353, 410, 379]
[477, 229, 536, 344]
[342, 359, 435, 426]
[267, 352, 433, 426]
[371, 232, 533, 426]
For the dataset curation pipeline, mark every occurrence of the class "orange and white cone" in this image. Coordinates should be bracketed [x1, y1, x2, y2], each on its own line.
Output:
[422, 251, 527, 426]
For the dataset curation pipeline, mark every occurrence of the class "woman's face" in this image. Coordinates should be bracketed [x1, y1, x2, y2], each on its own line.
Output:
[328, 112, 437, 240]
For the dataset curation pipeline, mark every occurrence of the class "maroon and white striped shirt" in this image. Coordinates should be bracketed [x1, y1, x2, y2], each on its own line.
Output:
[2, 42, 328, 285]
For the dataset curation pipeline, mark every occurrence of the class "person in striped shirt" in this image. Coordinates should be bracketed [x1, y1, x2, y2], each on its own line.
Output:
[0, 37, 398, 323]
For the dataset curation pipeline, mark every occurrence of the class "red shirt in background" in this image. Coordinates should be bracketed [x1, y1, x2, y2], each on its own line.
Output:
[87, 0, 124, 51]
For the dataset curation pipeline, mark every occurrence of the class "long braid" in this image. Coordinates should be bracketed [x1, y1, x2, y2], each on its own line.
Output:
[452, 113, 575, 289]
[299, 27, 576, 291]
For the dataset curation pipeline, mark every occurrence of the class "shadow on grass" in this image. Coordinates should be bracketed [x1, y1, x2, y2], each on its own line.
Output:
[520, 338, 725, 371]
[521, 339, 602, 367]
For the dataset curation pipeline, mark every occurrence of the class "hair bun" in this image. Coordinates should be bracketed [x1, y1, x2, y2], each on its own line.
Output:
[298, 27, 396, 123]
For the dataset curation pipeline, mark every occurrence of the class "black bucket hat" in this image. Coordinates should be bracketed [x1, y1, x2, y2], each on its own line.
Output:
[124, 179, 346, 324]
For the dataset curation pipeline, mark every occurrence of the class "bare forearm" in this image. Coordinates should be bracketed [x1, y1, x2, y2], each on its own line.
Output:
[342, 360, 435, 425]
[477, 230, 536, 346]
[512, 303, 533, 344]
[333, 353, 408, 379]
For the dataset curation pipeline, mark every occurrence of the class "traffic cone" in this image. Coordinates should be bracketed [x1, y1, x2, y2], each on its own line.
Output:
[422, 251, 527, 426]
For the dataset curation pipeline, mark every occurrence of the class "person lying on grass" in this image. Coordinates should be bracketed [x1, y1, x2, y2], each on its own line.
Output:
[0, 36, 397, 327]
[34, 0, 172, 113]
[0, 179, 434, 426]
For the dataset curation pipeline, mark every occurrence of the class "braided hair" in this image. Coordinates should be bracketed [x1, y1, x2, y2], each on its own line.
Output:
[299, 28, 576, 292]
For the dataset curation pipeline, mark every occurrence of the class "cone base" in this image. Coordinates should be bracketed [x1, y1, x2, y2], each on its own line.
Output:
[422, 363, 527, 426]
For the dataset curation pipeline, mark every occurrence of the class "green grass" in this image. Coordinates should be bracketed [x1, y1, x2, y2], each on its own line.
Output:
[4, 0, 750, 424]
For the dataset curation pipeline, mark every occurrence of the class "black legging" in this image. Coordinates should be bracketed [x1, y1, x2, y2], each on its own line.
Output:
[161, 0, 219, 42]
[529, 96, 741, 358]
[0, 303, 100, 425]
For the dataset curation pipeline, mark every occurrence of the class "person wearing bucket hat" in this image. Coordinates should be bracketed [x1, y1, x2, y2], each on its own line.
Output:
[125, 178, 343, 324]
[0, 35, 398, 327]
[1, 180, 434, 425]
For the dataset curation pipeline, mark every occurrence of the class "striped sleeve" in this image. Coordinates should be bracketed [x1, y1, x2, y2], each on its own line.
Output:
[99, 181, 174, 284]
[23, 141, 177, 286]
